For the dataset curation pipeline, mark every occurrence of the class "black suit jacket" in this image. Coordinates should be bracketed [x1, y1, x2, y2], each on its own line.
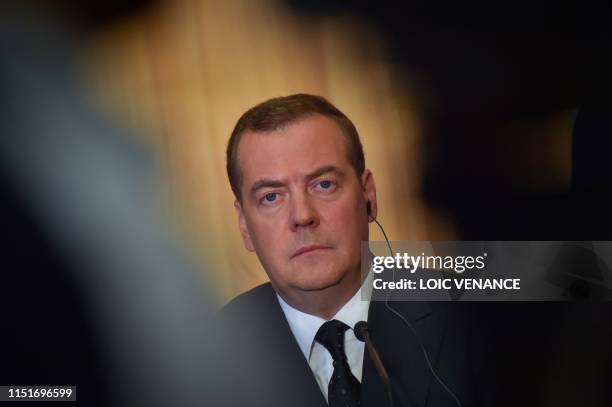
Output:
[220, 283, 483, 407]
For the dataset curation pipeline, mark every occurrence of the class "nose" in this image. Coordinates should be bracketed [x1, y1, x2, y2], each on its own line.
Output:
[289, 192, 320, 231]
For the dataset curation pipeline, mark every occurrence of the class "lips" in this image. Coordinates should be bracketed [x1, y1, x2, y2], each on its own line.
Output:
[290, 245, 332, 259]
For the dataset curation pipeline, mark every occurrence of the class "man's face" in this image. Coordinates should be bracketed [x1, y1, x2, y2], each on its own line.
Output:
[234, 114, 376, 300]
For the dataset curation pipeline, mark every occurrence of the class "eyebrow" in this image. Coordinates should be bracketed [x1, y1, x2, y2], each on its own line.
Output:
[306, 165, 346, 182]
[249, 165, 346, 197]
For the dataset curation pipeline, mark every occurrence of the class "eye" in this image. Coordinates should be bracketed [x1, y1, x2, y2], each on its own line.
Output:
[314, 179, 337, 193]
[258, 190, 285, 207]
[263, 192, 277, 202]
[319, 180, 332, 189]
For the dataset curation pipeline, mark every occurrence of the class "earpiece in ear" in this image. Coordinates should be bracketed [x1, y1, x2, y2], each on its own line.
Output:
[366, 200, 372, 217]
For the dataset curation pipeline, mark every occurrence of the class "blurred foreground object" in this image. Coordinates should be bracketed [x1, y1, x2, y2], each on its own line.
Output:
[0, 2, 233, 406]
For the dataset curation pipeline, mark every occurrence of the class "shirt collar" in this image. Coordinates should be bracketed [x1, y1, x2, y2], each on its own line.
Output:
[277, 271, 373, 360]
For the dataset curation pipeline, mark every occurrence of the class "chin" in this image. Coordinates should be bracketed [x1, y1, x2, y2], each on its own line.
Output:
[290, 266, 347, 292]
[294, 280, 340, 292]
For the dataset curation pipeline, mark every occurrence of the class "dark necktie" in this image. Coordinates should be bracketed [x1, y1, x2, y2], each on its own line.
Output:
[315, 320, 361, 407]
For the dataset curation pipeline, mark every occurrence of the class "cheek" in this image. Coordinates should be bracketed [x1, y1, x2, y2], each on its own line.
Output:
[249, 219, 287, 261]
[325, 201, 368, 243]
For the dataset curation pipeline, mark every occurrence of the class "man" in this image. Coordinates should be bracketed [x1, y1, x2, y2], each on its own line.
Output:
[222, 94, 481, 407]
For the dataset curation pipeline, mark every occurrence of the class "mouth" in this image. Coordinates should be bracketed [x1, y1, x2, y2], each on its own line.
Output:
[290, 245, 332, 259]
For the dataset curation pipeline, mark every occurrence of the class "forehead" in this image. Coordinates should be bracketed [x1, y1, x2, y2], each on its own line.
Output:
[236, 114, 353, 183]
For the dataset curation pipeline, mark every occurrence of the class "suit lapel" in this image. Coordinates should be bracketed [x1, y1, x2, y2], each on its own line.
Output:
[361, 300, 447, 407]
[255, 284, 328, 407]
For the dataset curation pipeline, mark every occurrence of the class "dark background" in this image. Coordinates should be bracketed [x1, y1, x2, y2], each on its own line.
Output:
[285, 2, 612, 406]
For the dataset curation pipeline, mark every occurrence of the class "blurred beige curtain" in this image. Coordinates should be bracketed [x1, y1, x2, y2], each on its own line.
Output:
[85, 0, 452, 303]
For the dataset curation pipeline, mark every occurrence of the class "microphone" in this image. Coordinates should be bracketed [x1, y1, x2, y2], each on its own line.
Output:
[354, 321, 393, 407]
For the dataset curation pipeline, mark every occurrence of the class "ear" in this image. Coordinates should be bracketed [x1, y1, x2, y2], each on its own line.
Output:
[234, 200, 255, 252]
[361, 169, 378, 221]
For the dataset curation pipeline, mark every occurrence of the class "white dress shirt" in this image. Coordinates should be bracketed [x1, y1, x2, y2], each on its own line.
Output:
[277, 272, 373, 401]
